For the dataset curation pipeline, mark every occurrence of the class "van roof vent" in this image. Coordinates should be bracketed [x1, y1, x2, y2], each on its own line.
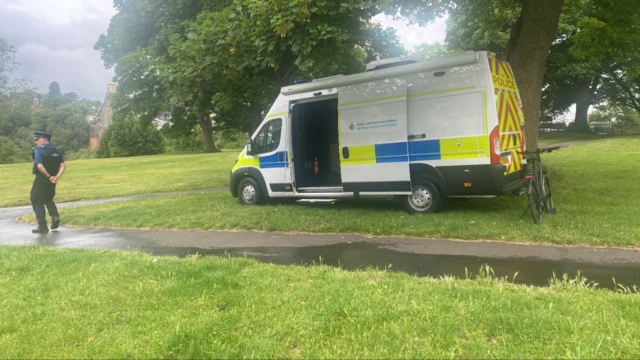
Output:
[365, 57, 419, 72]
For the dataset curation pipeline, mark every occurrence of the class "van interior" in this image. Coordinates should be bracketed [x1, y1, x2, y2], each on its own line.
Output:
[291, 99, 342, 190]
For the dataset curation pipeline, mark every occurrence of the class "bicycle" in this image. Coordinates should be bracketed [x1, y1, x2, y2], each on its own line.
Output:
[519, 146, 560, 224]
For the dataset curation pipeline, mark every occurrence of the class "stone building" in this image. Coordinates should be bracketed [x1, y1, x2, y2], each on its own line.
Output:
[88, 83, 117, 149]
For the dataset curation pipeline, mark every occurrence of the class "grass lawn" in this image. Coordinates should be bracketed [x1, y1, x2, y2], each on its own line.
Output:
[0, 133, 604, 209]
[1, 246, 639, 358]
[32, 136, 640, 247]
[538, 131, 608, 146]
[0, 151, 238, 208]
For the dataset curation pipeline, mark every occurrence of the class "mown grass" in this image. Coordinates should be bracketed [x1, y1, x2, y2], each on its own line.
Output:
[0, 133, 604, 208]
[1, 246, 639, 358]
[538, 131, 608, 146]
[34, 136, 640, 247]
[0, 151, 238, 207]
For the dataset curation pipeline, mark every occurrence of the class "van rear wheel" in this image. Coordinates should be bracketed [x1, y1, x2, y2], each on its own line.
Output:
[403, 179, 441, 214]
[238, 178, 263, 205]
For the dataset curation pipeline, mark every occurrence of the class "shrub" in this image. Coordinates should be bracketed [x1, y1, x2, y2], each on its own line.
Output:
[98, 117, 164, 158]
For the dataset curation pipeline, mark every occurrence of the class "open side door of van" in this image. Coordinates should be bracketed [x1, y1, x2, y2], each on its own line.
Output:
[338, 83, 412, 194]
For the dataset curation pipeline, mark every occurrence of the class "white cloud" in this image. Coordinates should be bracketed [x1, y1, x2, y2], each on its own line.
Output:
[2, 0, 115, 25]
[1, 0, 116, 100]
[373, 14, 448, 51]
[12, 42, 114, 100]
[1, 1, 449, 100]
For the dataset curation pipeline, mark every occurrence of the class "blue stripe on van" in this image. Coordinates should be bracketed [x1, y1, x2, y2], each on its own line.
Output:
[259, 152, 288, 169]
[409, 140, 441, 161]
[375, 142, 409, 163]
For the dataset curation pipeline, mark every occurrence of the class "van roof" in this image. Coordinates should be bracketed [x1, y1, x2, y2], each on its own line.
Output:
[365, 56, 419, 71]
[281, 51, 480, 96]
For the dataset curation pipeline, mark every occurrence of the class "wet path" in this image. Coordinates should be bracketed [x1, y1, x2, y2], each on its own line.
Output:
[2, 189, 640, 290]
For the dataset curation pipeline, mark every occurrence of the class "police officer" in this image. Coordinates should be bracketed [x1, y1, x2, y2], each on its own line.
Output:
[31, 132, 66, 233]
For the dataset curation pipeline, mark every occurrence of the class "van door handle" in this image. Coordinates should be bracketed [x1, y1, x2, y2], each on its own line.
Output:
[278, 151, 284, 162]
[342, 147, 350, 159]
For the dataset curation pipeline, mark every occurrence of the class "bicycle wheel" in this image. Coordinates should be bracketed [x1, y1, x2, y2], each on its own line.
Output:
[541, 172, 555, 214]
[527, 179, 543, 224]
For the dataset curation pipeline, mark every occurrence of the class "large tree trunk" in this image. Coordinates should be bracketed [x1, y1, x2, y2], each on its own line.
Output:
[199, 113, 220, 153]
[573, 81, 593, 132]
[572, 73, 601, 132]
[506, 0, 565, 150]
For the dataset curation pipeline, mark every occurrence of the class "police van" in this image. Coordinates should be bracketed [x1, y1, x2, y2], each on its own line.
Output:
[230, 51, 526, 213]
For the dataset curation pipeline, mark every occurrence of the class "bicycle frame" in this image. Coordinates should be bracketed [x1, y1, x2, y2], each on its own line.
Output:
[519, 146, 560, 223]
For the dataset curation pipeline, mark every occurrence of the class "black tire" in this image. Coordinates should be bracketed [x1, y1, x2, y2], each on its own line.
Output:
[527, 180, 543, 224]
[237, 178, 263, 205]
[541, 173, 554, 214]
[403, 179, 442, 214]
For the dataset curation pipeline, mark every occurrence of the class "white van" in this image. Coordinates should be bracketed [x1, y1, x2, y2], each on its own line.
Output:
[230, 51, 526, 213]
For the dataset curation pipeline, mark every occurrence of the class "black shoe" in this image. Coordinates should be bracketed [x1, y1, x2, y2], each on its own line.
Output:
[51, 217, 60, 230]
[32, 226, 49, 234]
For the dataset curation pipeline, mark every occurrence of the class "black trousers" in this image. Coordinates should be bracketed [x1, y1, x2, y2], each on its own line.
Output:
[30, 176, 59, 227]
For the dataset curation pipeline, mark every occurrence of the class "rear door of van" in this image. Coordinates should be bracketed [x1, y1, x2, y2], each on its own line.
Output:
[488, 53, 526, 175]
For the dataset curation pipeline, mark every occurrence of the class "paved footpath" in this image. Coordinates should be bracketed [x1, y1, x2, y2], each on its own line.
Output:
[2, 188, 640, 267]
[3, 138, 640, 289]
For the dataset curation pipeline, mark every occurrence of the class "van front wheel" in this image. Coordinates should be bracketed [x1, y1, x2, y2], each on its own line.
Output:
[403, 179, 441, 214]
[238, 178, 263, 205]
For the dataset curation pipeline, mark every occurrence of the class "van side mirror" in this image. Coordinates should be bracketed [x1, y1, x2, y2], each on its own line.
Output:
[246, 139, 254, 155]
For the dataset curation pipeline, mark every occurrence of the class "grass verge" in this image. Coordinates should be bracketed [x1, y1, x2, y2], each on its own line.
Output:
[538, 131, 608, 146]
[28, 137, 640, 247]
[0, 151, 238, 208]
[1, 246, 639, 358]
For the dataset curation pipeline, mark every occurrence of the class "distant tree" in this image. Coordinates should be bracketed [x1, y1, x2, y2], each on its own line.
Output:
[101, 117, 164, 158]
[0, 42, 97, 163]
[64, 92, 79, 102]
[588, 103, 640, 134]
[42, 82, 64, 108]
[31, 83, 95, 154]
[599, 71, 640, 115]
[590, 104, 640, 124]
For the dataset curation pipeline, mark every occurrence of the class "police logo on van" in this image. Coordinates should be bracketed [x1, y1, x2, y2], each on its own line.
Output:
[349, 123, 355, 131]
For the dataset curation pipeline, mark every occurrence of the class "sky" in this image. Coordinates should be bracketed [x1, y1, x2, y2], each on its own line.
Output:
[1, 0, 446, 101]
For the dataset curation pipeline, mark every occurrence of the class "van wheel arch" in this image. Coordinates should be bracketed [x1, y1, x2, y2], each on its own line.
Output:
[409, 163, 448, 196]
[231, 168, 269, 199]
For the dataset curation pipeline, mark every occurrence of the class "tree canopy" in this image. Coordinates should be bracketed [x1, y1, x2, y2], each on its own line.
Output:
[446, 0, 640, 134]
[97, 0, 639, 149]
[0, 39, 99, 164]
[96, 0, 408, 152]
[411, 42, 450, 61]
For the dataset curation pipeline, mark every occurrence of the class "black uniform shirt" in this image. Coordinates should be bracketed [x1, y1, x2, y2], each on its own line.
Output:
[33, 144, 64, 176]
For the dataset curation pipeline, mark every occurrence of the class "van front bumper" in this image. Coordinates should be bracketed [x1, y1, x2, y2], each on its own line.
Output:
[229, 171, 238, 198]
